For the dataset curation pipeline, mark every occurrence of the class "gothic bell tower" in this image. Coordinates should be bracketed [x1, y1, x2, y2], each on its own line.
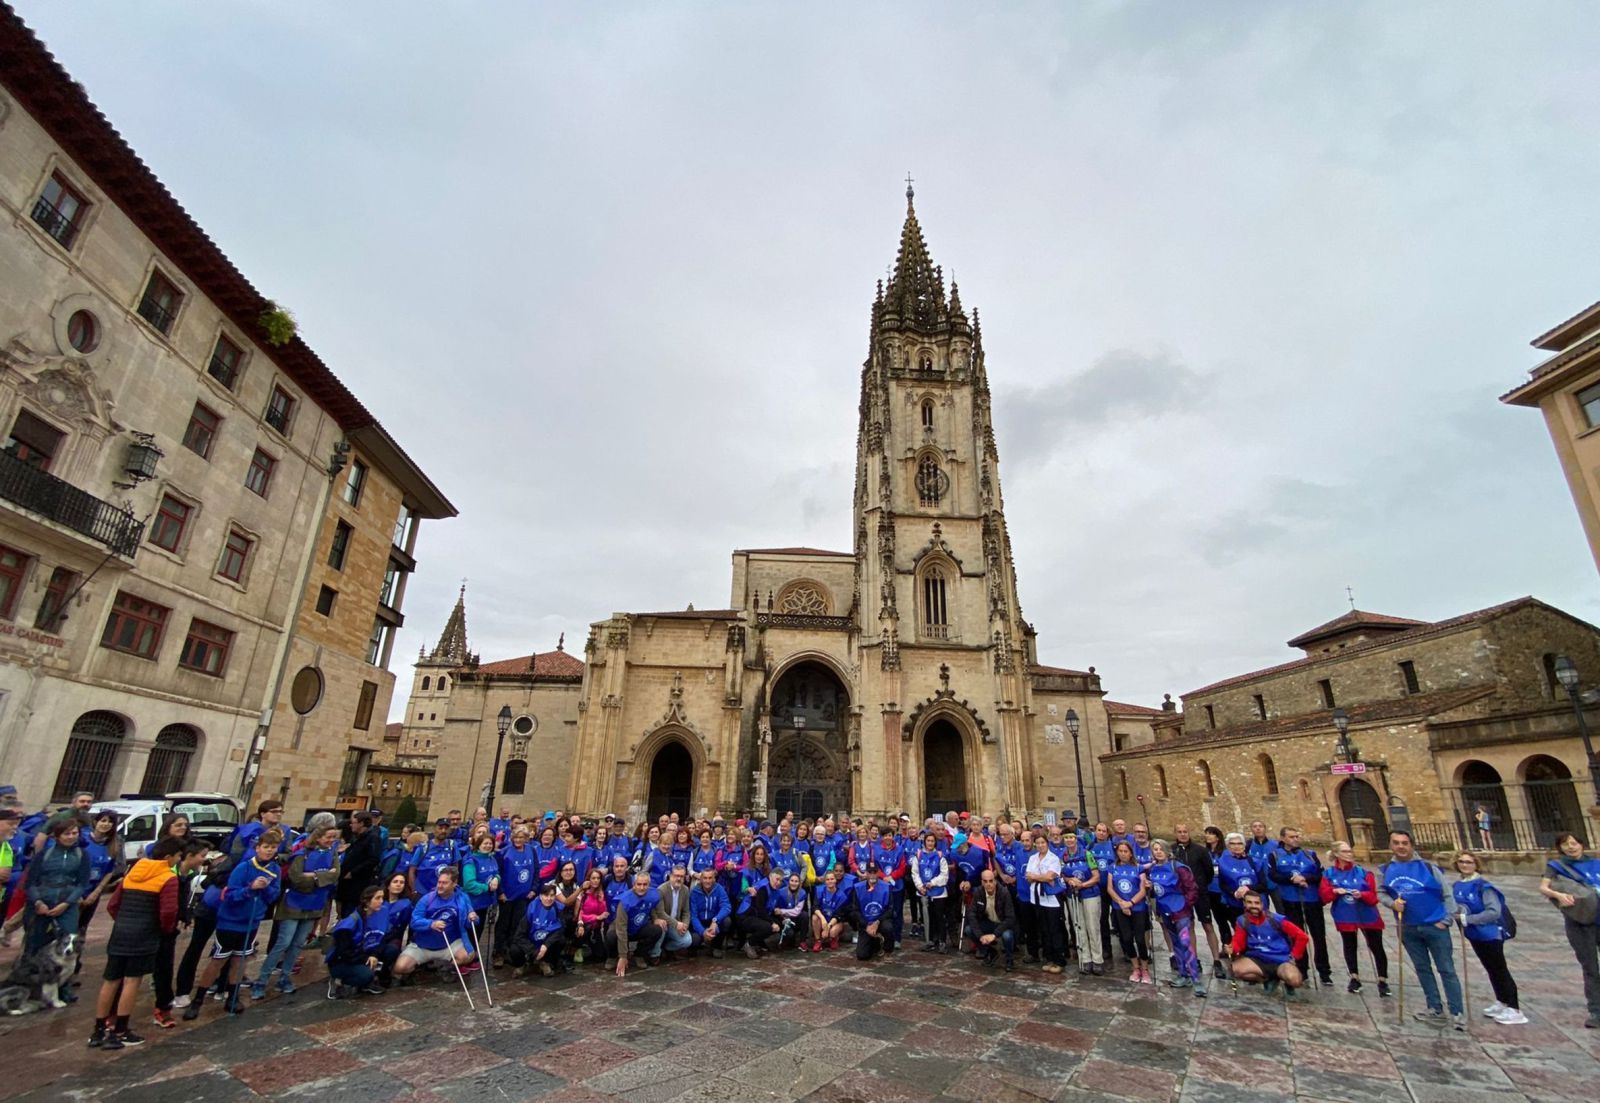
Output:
[852, 183, 1030, 815]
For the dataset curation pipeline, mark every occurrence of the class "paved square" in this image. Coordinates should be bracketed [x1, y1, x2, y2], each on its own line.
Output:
[2, 875, 1595, 1102]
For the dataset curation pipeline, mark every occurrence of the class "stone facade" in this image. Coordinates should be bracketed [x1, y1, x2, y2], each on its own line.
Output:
[0, 15, 452, 817]
[398, 191, 1117, 824]
[1100, 599, 1600, 854]
[1503, 301, 1600, 575]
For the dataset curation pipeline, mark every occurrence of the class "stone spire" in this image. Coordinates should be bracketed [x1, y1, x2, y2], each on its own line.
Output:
[884, 181, 946, 331]
[429, 583, 469, 665]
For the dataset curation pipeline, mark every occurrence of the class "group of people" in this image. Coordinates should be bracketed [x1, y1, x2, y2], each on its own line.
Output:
[3, 784, 1599, 1053]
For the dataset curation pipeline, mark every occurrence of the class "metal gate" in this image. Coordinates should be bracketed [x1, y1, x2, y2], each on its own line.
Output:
[140, 724, 197, 794]
[1338, 778, 1388, 840]
[1526, 778, 1588, 848]
[52, 710, 127, 801]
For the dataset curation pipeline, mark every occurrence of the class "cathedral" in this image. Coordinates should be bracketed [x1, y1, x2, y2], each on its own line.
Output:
[392, 190, 1135, 824]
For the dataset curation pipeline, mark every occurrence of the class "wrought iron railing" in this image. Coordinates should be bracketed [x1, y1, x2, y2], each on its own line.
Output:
[207, 353, 238, 388]
[1410, 817, 1588, 853]
[30, 197, 80, 247]
[0, 447, 144, 556]
[137, 293, 175, 334]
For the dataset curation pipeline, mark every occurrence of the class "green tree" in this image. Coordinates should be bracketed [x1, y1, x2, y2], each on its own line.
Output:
[393, 795, 420, 830]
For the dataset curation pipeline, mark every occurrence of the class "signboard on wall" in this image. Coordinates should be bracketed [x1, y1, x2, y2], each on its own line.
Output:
[1331, 762, 1367, 775]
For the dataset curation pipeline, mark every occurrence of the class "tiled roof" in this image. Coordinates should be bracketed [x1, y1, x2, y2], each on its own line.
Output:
[1028, 664, 1095, 678]
[735, 547, 854, 558]
[1102, 687, 1494, 759]
[1185, 597, 1552, 699]
[1105, 700, 1165, 717]
[474, 650, 585, 678]
[1531, 300, 1600, 351]
[384, 722, 403, 741]
[1285, 609, 1428, 650]
[632, 609, 745, 620]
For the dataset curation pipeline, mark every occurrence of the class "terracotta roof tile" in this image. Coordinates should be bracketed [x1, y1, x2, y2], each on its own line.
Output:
[474, 650, 585, 678]
[1185, 597, 1544, 699]
[1105, 700, 1165, 717]
[384, 722, 403, 740]
[1285, 609, 1429, 650]
[735, 547, 854, 557]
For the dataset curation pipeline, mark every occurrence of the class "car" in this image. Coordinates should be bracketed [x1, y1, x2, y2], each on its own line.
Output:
[92, 792, 243, 862]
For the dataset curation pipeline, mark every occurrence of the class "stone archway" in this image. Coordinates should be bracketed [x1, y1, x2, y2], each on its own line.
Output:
[923, 719, 967, 816]
[1522, 754, 1588, 847]
[647, 741, 693, 820]
[766, 659, 851, 816]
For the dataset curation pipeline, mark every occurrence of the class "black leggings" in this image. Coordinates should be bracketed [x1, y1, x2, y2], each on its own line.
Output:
[1469, 938, 1518, 1009]
[1111, 907, 1151, 962]
[175, 909, 218, 997]
[1210, 895, 1235, 947]
[1339, 928, 1389, 979]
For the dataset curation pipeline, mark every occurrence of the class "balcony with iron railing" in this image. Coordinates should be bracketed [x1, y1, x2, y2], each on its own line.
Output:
[136, 293, 175, 335]
[0, 447, 144, 556]
[31, 197, 82, 248]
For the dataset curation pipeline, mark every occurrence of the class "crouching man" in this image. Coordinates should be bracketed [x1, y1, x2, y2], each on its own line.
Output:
[1229, 891, 1309, 997]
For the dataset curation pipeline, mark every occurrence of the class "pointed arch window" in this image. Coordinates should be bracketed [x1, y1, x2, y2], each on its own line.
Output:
[916, 452, 947, 507]
[920, 399, 935, 431]
[921, 564, 948, 639]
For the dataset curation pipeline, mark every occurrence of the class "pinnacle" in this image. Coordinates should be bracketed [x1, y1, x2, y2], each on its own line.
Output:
[429, 584, 470, 665]
[886, 192, 945, 331]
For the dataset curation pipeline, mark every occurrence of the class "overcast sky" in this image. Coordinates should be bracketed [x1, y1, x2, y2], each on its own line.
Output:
[19, 1, 1600, 715]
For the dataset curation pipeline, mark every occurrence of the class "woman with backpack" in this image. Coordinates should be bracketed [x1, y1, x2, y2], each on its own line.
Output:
[1321, 841, 1390, 998]
[1538, 831, 1600, 1030]
[1452, 850, 1524, 1024]
[24, 813, 89, 957]
[1146, 839, 1204, 996]
[1105, 840, 1152, 983]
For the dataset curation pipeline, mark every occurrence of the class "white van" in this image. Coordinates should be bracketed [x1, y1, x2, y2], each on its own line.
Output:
[91, 792, 243, 862]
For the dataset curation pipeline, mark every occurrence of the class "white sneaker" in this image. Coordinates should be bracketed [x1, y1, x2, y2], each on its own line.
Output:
[1493, 1008, 1528, 1025]
[171, 995, 191, 1009]
[1482, 1001, 1505, 1017]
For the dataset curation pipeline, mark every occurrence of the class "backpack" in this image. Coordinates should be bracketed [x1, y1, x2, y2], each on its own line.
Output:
[1550, 860, 1600, 926]
[1495, 887, 1518, 940]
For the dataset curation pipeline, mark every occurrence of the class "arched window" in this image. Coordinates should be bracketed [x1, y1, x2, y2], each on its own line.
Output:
[501, 760, 527, 796]
[916, 452, 946, 507]
[421, 676, 430, 691]
[1198, 759, 1214, 797]
[921, 565, 948, 638]
[920, 400, 934, 430]
[918, 352, 933, 373]
[141, 724, 198, 793]
[438, 676, 447, 691]
[1155, 765, 1168, 798]
[1118, 768, 1129, 801]
[52, 710, 127, 801]
[1260, 754, 1279, 796]
[1297, 778, 1310, 801]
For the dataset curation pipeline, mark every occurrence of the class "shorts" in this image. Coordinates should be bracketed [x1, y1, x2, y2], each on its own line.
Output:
[103, 952, 156, 981]
[1192, 895, 1215, 924]
[400, 940, 464, 968]
[1242, 953, 1288, 974]
[210, 929, 259, 959]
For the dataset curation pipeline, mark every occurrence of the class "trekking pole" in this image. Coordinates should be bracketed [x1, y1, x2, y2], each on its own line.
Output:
[448, 934, 476, 1018]
[467, 917, 493, 1007]
[1394, 915, 1404, 1024]
[1456, 918, 1468, 1020]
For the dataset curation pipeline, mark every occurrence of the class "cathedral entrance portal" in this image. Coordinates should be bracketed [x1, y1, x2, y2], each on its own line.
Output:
[647, 742, 693, 820]
[768, 660, 851, 817]
[923, 719, 967, 816]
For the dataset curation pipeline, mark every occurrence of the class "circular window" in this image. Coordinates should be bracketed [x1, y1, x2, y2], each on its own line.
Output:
[289, 666, 323, 714]
[67, 310, 98, 353]
[512, 714, 537, 736]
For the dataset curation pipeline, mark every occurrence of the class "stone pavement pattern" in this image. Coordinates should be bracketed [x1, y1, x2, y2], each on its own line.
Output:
[2, 875, 1596, 1102]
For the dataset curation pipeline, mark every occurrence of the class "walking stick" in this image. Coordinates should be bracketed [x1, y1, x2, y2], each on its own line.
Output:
[1456, 918, 1469, 1020]
[1394, 915, 1404, 1024]
[467, 915, 493, 1007]
[448, 931, 477, 1011]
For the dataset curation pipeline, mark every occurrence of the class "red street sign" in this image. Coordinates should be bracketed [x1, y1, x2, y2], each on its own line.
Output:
[1331, 762, 1367, 775]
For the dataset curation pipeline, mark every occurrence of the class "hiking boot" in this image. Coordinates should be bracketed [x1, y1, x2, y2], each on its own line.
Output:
[1348, 977, 1362, 994]
[1091, 962, 1104, 976]
[744, 943, 760, 960]
[181, 1001, 203, 1022]
[1212, 960, 1225, 980]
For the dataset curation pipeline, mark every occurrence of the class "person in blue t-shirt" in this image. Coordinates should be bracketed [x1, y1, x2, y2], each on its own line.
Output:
[1380, 830, 1464, 1029]
[1538, 831, 1600, 1029]
[852, 863, 893, 961]
[1268, 827, 1332, 986]
[1451, 850, 1523, 1024]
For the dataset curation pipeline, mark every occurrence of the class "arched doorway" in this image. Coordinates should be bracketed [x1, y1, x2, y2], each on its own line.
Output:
[647, 742, 693, 820]
[1458, 760, 1510, 849]
[141, 724, 199, 793]
[1338, 778, 1388, 841]
[923, 719, 967, 816]
[53, 711, 128, 802]
[767, 659, 850, 816]
[1524, 755, 1588, 847]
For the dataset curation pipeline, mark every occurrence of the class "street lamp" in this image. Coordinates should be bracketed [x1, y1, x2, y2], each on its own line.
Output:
[481, 704, 513, 809]
[1552, 655, 1600, 805]
[1065, 708, 1087, 820]
[1331, 707, 1359, 764]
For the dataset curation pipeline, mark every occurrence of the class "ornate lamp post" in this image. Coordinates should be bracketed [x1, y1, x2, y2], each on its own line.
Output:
[1552, 655, 1600, 805]
[1331, 707, 1359, 764]
[481, 704, 513, 809]
[1065, 707, 1087, 820]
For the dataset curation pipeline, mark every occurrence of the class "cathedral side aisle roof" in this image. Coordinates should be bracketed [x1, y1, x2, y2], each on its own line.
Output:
[473, 650, 585, 678]
[734, 547, 853, 557]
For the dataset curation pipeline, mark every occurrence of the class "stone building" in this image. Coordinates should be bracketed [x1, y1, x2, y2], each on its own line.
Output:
[1099, 599, 1600, 854]
[0, 10, 452, 816]
[1503, 300, 1600, 575]
[401, 189, 1119, 824]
